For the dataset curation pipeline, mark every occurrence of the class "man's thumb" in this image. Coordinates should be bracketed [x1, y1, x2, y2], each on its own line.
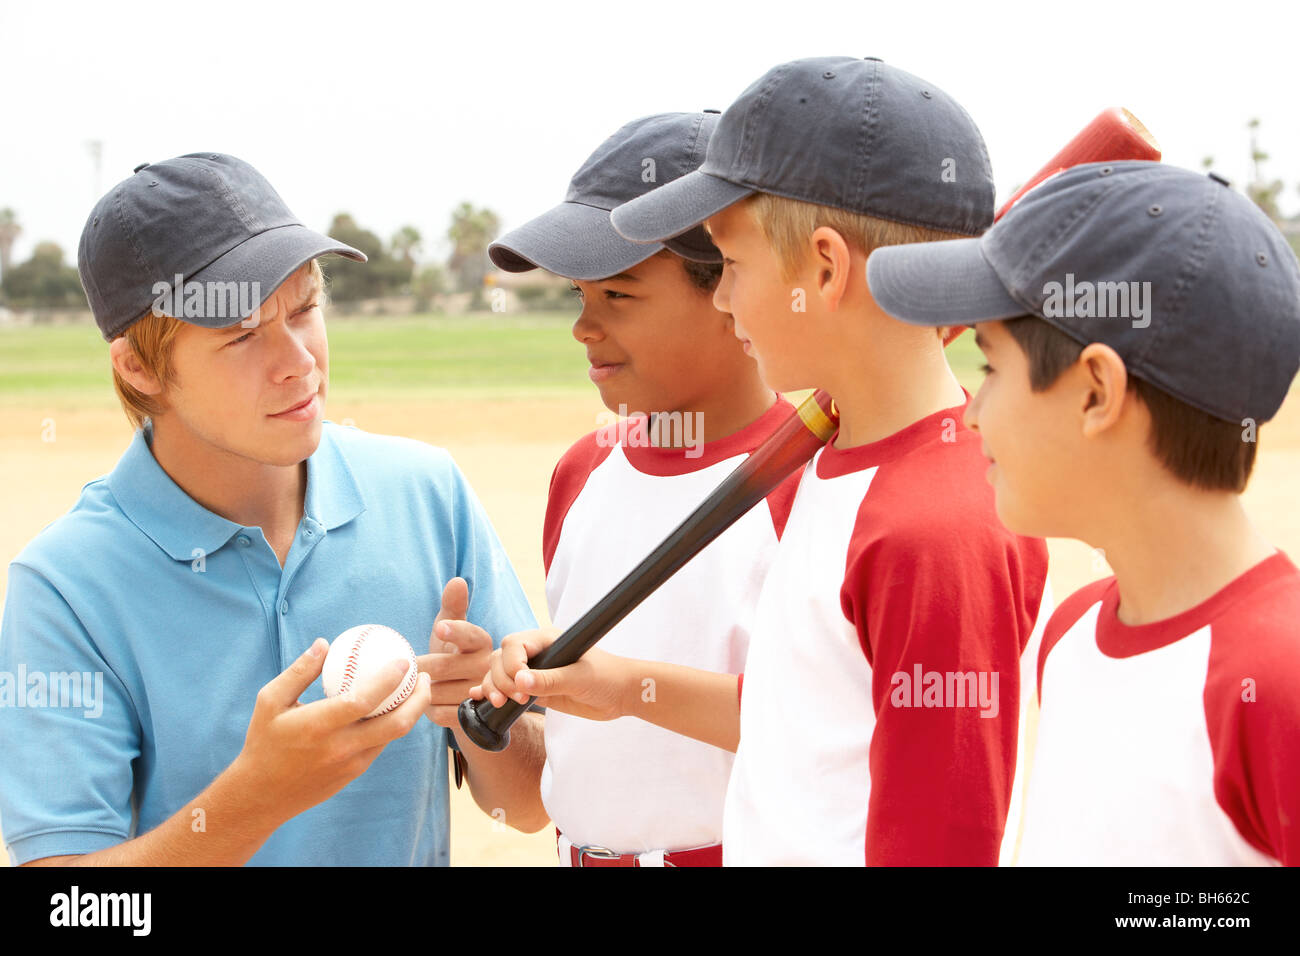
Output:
[435, 576, 470, 624]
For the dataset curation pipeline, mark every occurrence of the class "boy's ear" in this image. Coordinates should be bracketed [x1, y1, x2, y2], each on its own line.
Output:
[110, 336, 164, 397]
[808, 225, 853, 312]
[1077, 342, 1129, 438]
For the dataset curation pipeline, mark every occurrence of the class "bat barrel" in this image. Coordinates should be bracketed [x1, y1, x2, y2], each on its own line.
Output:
[994, 107, 1161, 220]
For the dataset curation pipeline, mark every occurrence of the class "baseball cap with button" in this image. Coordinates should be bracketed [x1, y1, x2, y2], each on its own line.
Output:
[610, 56, 994, 244]
[867, 161, 1300, 423]
[78, 153, 366, 342]
[489, 111, 722, 281]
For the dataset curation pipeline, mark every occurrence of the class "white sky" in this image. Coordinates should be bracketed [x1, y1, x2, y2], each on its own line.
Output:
[2, 0, 1298, 267]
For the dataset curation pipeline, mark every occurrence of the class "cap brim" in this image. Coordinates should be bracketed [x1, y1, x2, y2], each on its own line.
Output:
[488, 201, 663, 280]
[184, 224, 366, 327]
[611, 170, 753, 243]
[867, 238, 1027, 327]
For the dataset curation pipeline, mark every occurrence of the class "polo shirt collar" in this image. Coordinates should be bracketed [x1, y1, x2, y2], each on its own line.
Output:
[107, 421, 366, 562]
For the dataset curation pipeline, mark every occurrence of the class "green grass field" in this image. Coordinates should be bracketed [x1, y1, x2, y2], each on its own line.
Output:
[0, 311, 989, 405]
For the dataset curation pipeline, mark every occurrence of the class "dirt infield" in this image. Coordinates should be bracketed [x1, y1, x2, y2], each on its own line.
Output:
[2, 389, 1298, 866]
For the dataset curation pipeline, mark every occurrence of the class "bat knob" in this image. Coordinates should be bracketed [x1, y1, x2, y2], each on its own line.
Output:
[457, 698, 510, 753]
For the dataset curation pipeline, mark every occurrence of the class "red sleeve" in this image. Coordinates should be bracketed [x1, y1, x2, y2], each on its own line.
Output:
[1203, 576, 1300, 865]
[840, 446, 1048, 866]
[541, 429, 616, 575]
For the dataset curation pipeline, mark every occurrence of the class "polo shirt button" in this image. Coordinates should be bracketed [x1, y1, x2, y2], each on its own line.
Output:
[280, 601, 289, 614]
[305, 529, 314, 537]
[237, 535, 250, 547]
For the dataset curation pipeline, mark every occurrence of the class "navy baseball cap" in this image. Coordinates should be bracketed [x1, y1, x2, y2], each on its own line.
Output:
[489, 112, 722, 281]
[867, 161, 1300, 423]
[610, 57, 994, 244]
[79, 153, 366, 341]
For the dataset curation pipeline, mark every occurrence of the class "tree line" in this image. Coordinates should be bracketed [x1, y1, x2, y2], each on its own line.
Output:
[4, 119, 1299, 312]
[0, 202, 503, 312]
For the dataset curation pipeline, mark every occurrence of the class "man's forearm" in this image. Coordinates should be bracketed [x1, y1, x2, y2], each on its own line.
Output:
[451, 711, 550, 833]
[23, 757, 283, 867]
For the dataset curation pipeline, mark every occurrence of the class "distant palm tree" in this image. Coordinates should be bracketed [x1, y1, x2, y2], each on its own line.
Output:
[1246, 118, 1283, 222]
[0, 208, 20, 283]
[447, 202, 500, 297]
[391, 225, 422, 270]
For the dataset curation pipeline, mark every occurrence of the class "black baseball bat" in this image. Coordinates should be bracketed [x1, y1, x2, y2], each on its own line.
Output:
[458, 108, 1162, 752]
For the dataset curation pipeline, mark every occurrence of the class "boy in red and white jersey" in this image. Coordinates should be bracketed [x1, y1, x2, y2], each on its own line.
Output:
[868, 161, 1300, 864]
[485, 112, 799, 865]
[477, 58, 1051, 866]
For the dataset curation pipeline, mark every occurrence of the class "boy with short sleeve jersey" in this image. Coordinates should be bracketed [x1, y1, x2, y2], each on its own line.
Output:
[868, 160, 1300, 865]
[488, 112, 800, 865]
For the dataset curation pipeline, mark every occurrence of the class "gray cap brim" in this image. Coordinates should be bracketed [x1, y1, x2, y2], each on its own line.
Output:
[611, 169, 753, 243]
[867, 238, 1027, 327]
[184, 223, 366, 328]
[489, 202, 664, 281]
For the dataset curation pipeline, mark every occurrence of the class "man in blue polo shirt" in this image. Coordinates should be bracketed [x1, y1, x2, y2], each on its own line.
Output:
[0, 154, 547, 865]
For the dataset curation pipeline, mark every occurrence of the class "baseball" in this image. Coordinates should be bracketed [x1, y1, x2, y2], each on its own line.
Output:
[322, 624, 420, 719]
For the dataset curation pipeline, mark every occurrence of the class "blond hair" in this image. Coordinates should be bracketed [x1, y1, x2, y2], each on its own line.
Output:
[744, 193, 970, 281]
[111, 259, 325, 431]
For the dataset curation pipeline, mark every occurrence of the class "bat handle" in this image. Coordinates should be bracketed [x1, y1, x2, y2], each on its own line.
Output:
[457, 694, 533, 753]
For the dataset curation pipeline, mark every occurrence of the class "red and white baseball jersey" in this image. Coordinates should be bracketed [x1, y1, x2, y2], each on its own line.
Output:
[541, 399, 800, 854]
[1017, 550, 1300, 865]
[723, 399, 1051, 866]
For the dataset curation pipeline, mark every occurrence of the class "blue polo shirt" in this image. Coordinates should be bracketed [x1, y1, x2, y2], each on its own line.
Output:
[0, 420, 536, 866]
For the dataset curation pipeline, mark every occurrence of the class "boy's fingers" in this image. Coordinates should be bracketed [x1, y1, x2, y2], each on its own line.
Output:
[478, 667, 512, 709]
[499, 627, 560, 679]
[515, 664, 572, 700]
[259, 638, 328, 711]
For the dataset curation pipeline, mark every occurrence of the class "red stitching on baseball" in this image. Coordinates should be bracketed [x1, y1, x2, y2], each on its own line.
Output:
[374, 660, 419, 716]
[332, 625, 416, 717]
[337, 627, 371, 696]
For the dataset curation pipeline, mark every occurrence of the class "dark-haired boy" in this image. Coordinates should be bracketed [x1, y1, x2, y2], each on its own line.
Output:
[868, 160, 1300, 864]
[484, 112, 800, 866]
[477, 58, 1051, 865]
